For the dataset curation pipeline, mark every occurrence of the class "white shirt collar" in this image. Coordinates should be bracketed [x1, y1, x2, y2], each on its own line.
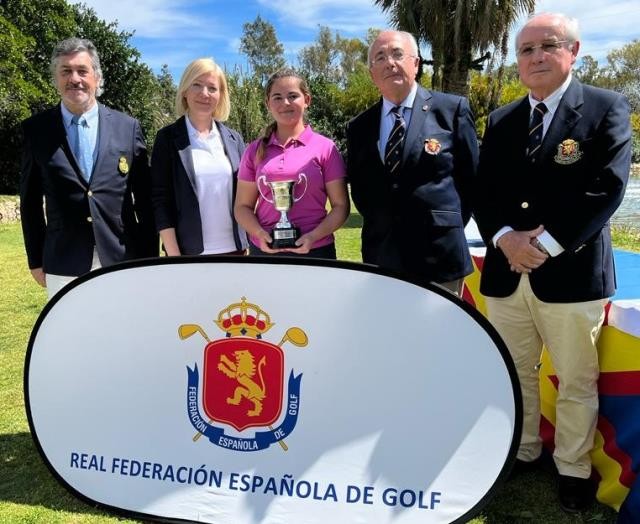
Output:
[185, 115, 218, 141]
[528, 74, 572, 114]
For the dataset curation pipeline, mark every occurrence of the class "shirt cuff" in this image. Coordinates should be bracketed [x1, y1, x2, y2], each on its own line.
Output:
[492, 226, 513, 248]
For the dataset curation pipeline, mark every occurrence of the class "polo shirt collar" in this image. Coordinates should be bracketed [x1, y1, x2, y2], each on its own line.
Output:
[267, 124, 313, 147]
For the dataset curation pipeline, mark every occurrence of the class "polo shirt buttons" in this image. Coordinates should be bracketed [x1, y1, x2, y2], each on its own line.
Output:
[87, 190, 93, 197]
[521, 202, 529, 209]
[86, 217, 93, 223]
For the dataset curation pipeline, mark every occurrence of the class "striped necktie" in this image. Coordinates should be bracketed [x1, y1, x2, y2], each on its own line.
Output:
[71, 115, 94, 182]
[527, 102, 547, 162]
[385, 105, 405, 174]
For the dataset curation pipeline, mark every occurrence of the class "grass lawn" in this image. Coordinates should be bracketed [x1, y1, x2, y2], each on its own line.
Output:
[0, 217, 631, 523]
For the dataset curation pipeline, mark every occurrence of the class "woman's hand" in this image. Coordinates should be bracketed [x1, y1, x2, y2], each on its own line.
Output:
[255, 229, 282, 254]
[285, 233, 315, 254]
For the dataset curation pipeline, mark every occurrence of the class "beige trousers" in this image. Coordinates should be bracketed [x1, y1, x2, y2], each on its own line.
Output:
[486, 274, 607, 478]
[46, 249, 102, 301]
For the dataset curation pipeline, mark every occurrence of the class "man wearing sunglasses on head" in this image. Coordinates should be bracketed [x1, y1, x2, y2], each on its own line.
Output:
[474, 12, 631, 513]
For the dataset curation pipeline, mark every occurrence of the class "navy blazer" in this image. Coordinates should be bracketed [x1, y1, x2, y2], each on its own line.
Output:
[475, 78, 632, 302]
[346, 85, 478, 283]
[20, 103, 158, 276]
[150, 117, 246, 255]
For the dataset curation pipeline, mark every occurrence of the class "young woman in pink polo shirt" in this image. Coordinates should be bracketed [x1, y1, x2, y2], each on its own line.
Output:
[234, 68, 349, 259]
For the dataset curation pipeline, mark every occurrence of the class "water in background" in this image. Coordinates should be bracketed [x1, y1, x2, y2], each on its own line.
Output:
[614, 174, 640, 227]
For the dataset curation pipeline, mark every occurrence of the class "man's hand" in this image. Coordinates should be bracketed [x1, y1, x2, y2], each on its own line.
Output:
[30, 267, 46, 287]
[496, 225, 549, 274]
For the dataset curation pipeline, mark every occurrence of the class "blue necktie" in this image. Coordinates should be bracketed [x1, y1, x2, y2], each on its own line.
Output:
[527, 102, 547, 162]
[385, 106, 406, 175]
[72, 115, 93, 181]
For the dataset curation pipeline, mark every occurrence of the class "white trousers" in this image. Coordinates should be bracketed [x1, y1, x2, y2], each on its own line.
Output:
[485, 274, 607, 478]
[46, 249, 101, 301]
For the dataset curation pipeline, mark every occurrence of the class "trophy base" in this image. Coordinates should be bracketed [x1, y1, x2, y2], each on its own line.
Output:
[269, 227, 300, 249]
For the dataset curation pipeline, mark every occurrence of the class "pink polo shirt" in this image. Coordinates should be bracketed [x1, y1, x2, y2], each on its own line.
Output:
[238, 125, 346, 249]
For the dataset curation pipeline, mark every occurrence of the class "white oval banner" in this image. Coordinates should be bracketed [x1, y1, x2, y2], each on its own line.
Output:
[25, 258, 521, 524]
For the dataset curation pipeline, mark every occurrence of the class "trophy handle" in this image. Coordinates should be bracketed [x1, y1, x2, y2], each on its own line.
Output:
[292, 173, 308, 203]
[257, 175, 274, 204]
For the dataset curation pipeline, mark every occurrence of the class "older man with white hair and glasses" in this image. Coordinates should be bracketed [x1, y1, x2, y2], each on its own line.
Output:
[346, 30, 478, 295]
[474, 12, 631, 512]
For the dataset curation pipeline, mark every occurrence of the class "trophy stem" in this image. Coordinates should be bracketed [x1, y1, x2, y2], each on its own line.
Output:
[278, 211, 291, 228]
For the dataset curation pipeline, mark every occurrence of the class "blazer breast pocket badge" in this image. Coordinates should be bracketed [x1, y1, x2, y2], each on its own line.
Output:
[118, 155, 130, 176]
[553, 139, 582, 165]
[424, 138, 442, 155]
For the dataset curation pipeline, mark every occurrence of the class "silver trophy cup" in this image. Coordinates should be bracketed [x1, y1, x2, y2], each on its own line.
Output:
[257, 173, 308, 248]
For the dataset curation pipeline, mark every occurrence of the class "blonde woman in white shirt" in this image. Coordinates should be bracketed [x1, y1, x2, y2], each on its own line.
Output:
[151, 57, 248, 255]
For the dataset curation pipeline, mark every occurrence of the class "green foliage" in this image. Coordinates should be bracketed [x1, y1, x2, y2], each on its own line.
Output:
[338, 63, 379, 120]
[571, 41, 640, 161]
[73, 4, 175, 145]
[612, 224, 640, 252]
[631, 114, 640, 163]
[604, 40, 640, 92]
[226, 68, 268, 143]
[0, 17, 54, 193]
[0, 0, 177, 193]
[306, 76, 346, 149]
[239, 15, 286, 83]
[298, 25, 369, 86]
[2, 0, 77, 76]
[575, 55, 601, 85]
[299, 26, 342, 83]
[0, 0, 73, 193]
[375, 0, 535, 95]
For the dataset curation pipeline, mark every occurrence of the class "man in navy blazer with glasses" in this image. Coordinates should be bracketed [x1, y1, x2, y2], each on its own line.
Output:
[346, 30, 478, 295]
[474, 12, 631, 513]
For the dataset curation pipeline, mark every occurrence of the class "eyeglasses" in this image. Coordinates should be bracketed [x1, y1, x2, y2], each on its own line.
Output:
[370, 50, 416, 67]
[188, 82, 218, 95]
[517, 40, 571, 57]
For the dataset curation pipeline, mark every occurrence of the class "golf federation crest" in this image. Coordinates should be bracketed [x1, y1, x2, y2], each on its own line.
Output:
[179, 298, 307, 451]
[554, 138, 582, 165]
[424, 138, 441, 155]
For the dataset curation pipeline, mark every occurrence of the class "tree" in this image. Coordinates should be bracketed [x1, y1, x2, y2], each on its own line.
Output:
[575, 55, 601, 86]
[298, 25, 369, 84]
[375, 0, 535, 96]
[2, 0, 76, 80]
[0, 0, 74, 192]
[0, 16, 54, 192]
[0, 0, 178, 192]
[298, 26, 341, 83]
[603, 40, 640, 91]
[153, 64, 177, 124]
[337, 36, 369, 77]
[73, 4, 165, 141]
[226, 68, 268, 143]
[239, 15, 286, 82]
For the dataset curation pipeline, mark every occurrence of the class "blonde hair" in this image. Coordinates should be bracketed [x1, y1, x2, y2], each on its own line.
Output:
[255, 68, 311, 163]
[175, 58, 230, 121]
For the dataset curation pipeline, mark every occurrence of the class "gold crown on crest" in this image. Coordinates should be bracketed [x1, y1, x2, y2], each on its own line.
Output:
[215, 297, 274, 338]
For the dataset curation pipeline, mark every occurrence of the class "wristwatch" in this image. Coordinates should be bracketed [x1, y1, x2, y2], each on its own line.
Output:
[531, 237, 550, 255]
